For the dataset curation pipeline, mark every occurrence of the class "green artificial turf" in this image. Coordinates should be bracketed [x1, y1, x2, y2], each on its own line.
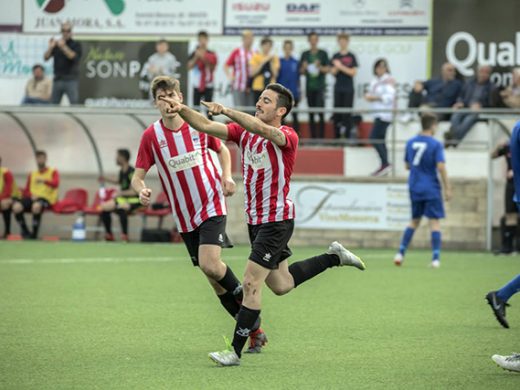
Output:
[0, 241, 519, 389]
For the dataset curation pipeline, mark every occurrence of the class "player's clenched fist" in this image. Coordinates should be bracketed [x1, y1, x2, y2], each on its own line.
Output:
[139, 188, 152, 206]
[222, 176, 236, 197]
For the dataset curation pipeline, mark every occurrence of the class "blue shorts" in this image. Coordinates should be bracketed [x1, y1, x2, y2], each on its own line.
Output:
[411, 198, 445, 219]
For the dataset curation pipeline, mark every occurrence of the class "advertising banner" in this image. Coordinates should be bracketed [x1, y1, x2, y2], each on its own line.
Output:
[0, 34, 53, 105]
[78, 40, 188, 107]
[23, 0, 223, 35]
[432, 0, 520, 87]
[224, 0, 431, 36]
[289, 182, 410, 231]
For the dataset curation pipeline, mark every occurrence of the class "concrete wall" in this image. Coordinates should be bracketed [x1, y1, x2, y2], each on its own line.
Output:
[16, 174, 488, 250]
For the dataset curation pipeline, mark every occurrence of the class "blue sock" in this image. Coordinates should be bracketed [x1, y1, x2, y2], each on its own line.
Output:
[496, 274, 520, 302]
[431, 231, 441, 260]
[399, 227, 415, 255]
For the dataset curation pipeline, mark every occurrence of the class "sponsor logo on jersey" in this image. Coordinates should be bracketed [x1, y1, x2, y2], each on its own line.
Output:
[168, 151, 203, 172]
[245, 150, 269, 171]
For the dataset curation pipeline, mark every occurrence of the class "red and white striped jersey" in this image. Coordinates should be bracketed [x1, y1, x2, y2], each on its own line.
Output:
[136, 120, 226, 233]
[227, 123, 298, 225]
[225, 47, 253, 92]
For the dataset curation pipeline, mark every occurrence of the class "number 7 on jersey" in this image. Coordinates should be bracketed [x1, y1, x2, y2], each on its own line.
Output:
[412, 142, 427, 166]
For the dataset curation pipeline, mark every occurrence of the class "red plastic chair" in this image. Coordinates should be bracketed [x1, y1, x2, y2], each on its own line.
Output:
[84, 188, 116, 215]
[52, 188, 89, 214]
[142, 191, 171, 228]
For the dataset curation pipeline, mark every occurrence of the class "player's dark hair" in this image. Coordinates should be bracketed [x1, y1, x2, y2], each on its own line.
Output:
[283, 39, 293, 47]
[32, 64, 44, 72]
[307, 31, 318, 40]
[261, 36, 273, 46]
[117, 148, 130, 162]
[266, 83, 294, 119]
[35, 150, 46, 158]
[198, 30, 208, 38]
[373, 58, 390, 75]
[150, 75, 181, 100]
[157, 39, 168, 45]
[421, 112, 438, 131]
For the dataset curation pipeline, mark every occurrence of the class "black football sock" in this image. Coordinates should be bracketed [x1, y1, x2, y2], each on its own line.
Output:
[32, 213, 42, 239]
[101, 211, 112, 234]
[217, 266, 243, 301]
[15, 212, 30, 236]
[232, 306, 261, 358]
[2, 209, 11, 236]
[116, 209, 128, 235]
[289, 253, 340, 288]
[218, 291, 241, 318]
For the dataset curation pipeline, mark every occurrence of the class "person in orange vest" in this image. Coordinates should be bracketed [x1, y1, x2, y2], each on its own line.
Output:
[0, 156, 21, 238]
[12, 150, 59, 239]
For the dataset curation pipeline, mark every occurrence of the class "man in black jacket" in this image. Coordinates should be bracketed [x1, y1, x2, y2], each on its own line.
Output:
[444, 65, 495, 147]
[44, 22, 82, 105]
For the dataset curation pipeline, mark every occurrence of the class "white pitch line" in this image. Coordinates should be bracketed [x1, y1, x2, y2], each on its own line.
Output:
[0, 256, 246, 265]
[0, 252, 490, 265]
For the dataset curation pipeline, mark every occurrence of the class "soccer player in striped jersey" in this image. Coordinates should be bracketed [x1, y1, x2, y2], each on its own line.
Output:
[131, 76, 266, 352]
[160, 82, 366, 367]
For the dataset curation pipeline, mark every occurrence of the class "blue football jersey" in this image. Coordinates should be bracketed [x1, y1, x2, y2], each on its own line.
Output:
[510, 121, 520, 205]
[405, 135, 445, 200]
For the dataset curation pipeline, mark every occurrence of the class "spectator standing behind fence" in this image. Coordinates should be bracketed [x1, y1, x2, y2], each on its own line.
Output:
[141, 39, 179, 82]
[365, 58, 396, 177]
[500, 68, 520, 109]
[444, 65, 495, 148]
[249, 37, 280, 103]
[300, 32, 329, 139]
[188, 31, 217, 108]
[330, 33, 358, 139]
[43, 22, 82, 105]
[277, 40, 301, 133]
[225, 30, 255, 109]
[22, 64, 52, 105]
[405, 62, 463, 121]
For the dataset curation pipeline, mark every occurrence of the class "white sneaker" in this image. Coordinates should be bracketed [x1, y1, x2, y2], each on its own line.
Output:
[209, 336, 241, 367]
[430, 260, 441, 269]
[394, 253, 403, 266]
[209, 349, 240, 367]
[327, 241, 366, 270]
[492, 353, 520, 372]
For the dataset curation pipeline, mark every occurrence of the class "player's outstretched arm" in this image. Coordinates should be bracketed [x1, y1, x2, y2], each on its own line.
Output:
[159, 96, 229, 140]
[201, 101, 287, 147]
[131, 168, 152, 207]
[437, 162, 452, 201]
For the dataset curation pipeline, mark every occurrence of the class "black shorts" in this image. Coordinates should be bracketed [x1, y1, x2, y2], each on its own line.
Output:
[505, 180, 518, 214]
[248, 220, 294, 270]
[180, 215, 227, 267]
[20, 197, 50, 212]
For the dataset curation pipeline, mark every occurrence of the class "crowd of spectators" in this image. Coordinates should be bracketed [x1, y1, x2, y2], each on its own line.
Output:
[22, 25, 519, 149]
